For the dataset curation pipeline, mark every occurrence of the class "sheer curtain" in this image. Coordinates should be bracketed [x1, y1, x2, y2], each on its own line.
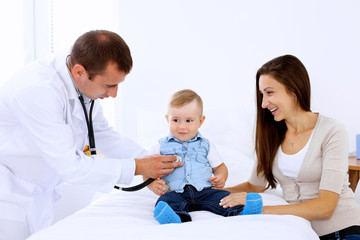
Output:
[0, 1, 24, 87]
[2, 0, 121, 127]
[1, 1, 126, 221]
[51, 0, 121, 129]
[49, 0, 124, 222]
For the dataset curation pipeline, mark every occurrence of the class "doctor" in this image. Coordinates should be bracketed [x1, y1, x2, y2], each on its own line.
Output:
[0, 30, 182, 240]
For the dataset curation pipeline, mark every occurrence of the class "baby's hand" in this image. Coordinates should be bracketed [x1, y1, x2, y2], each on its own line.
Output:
[209, 175, 226, 189]
[147, 178, 169, 196]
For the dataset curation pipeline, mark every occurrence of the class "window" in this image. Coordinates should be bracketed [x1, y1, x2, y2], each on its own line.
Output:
[0, 1, 24, 87]
[2, 0, 121, 127]
[50, 0, 121, 128]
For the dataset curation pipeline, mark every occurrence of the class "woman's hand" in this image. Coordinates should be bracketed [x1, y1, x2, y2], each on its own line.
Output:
[219, 192, 247, 208]
[147, 178, 169, 196]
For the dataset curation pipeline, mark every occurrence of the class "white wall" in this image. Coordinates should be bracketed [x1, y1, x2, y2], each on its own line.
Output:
[3, 0, 360, 222]
[114, 0, 360, 153]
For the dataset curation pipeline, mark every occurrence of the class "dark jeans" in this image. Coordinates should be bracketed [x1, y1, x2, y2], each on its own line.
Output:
[320, 226, 360, 240]
[320, 234, 360, 240]
[155, 185, 244, 222]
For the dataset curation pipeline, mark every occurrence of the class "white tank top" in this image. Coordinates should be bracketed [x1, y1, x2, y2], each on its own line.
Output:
[278, 134, 313, 180]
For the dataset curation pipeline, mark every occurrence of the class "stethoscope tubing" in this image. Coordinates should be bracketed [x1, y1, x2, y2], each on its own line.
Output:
[114, 178, 155, 191]
[79, 95, 150, 191]
[78, 96, 96, 155]
[67, 56, 153, 192]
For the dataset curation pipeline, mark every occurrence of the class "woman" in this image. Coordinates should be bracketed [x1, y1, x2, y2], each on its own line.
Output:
[220, 55, 360, 239]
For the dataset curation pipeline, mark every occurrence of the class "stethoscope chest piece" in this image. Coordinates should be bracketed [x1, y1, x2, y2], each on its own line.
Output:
[175, 155, 182, 163]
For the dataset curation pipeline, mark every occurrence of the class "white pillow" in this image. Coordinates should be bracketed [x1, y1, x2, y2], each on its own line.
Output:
[136, 107, 257, 190]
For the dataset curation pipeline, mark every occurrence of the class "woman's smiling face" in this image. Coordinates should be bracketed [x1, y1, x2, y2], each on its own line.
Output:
[259, 74, 298, 122]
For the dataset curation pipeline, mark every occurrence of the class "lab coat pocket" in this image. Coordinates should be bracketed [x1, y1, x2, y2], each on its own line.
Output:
[0, 201, 27, 222]
[0, 165, 35, 221]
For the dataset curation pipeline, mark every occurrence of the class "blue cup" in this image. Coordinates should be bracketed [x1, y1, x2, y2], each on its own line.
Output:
[357, 134, 360, 159]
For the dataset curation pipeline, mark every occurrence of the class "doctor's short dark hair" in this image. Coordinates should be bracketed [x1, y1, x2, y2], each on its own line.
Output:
[69, 30, 133, 80]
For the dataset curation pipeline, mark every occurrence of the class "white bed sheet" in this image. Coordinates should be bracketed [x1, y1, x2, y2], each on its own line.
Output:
[29, 112, 321, 240]
[28, 187, 319, 240]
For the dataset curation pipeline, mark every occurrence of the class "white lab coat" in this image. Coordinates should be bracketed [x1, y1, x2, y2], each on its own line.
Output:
[0, 52, 146, 235]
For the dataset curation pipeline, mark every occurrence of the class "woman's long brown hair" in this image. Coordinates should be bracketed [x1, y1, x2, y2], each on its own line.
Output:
[255, 55, 311, 189]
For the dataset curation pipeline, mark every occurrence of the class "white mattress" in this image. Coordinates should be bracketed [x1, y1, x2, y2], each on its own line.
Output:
[28, 187, 319, 240]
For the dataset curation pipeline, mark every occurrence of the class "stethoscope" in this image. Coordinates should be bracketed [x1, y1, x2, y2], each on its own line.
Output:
[66, 56, 153, 191]
[115, 155, 182, 191]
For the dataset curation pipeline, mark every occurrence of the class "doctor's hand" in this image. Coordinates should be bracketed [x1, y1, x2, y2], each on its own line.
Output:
[219, 192, 247, 208]
[135, 154, 183, 179]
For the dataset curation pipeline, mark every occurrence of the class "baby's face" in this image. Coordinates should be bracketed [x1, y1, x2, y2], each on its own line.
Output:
[166, 100, 205, 142]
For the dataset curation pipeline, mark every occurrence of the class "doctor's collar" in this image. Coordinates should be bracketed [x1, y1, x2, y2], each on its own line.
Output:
[81, 93, 92, 104]
[66, 55, 87, 101]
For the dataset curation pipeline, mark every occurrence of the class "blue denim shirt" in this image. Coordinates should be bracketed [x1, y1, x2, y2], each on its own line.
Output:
[159, 132, 212, 193]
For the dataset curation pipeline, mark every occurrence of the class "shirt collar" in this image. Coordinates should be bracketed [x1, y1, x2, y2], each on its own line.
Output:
[166, 132, 203, 143]
[81, 93, 92, 104]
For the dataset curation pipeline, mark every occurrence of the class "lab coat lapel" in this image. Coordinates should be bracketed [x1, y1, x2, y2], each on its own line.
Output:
[52, 52, 100, 123]
[71, 98, 85, 121]
[52, 52, 85, 122]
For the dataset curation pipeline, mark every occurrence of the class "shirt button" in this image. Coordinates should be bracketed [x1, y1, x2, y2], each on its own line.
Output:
[186, 175, 190, 179]
[183, 143, 187, 147]
[186, 156, 189, 161]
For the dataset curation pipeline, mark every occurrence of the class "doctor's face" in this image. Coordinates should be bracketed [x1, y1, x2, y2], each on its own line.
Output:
[76, 62, 127, 100]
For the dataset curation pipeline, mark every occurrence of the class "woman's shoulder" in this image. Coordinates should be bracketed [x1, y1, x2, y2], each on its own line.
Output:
[316, 113, 348, 138]
[317, 113, 346, 130]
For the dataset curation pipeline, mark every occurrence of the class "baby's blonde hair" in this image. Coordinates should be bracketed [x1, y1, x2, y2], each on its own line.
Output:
[168, 89, 203, 115]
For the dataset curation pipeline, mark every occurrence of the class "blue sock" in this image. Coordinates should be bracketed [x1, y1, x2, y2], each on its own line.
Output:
[240, 193, 263, 215]
[154, 201, 182, 224]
